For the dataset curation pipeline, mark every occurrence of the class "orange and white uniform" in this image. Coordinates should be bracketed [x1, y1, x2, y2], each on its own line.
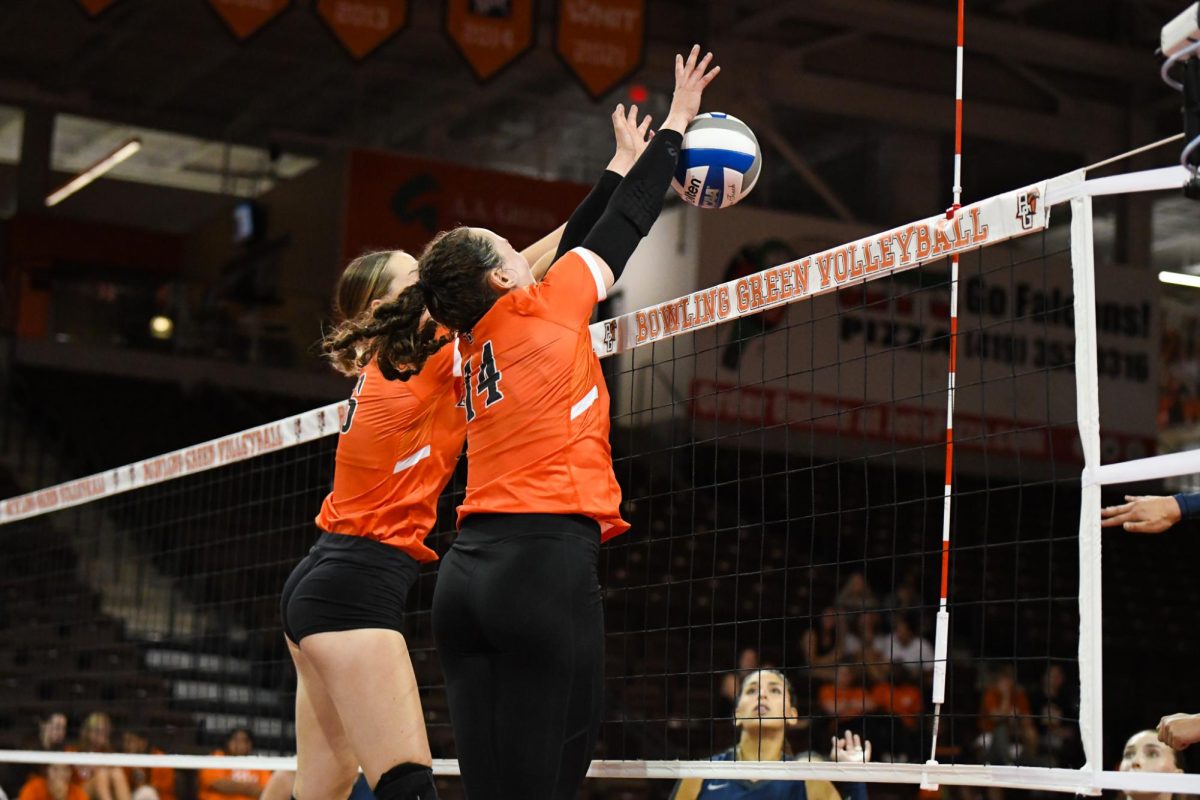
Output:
[197, 751, 271, 800]
[316, 340, 466, 562]
[455, 247, 629, 540]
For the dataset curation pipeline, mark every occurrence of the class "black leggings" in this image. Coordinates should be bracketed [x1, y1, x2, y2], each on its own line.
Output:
[432, 513, 604, 800]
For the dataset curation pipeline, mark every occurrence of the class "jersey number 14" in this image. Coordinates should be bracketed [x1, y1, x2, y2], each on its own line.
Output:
[463, 340, 504, 422]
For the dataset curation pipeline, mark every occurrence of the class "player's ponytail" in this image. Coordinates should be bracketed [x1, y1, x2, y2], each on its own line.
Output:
[372, 285, 451, 381]
[323, 284, 449, 382]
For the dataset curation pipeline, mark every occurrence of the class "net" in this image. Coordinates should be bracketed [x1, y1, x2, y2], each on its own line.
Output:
[1, 164, 1197, 799]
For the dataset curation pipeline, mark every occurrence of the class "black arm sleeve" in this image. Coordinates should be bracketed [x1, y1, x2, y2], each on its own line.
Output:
[580, 129, 683, 281]
[553, 170, 622, 261]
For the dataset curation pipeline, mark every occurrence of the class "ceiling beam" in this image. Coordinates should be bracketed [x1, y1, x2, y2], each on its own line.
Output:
[736, 0, 1154, 81]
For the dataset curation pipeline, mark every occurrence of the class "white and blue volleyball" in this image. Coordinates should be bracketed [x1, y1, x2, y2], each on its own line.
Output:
[671, 113, 761, 209]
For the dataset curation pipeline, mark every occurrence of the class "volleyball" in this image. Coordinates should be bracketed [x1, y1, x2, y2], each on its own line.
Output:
[671, 112, 762, 209]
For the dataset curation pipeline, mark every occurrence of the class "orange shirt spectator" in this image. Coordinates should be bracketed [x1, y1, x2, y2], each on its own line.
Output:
[979, 672, 1032, 732]
[19, 764, 89, 800]
[121, 732, 176, 800]
[818, 667, 877, 721]
[198, 729, 271, 800]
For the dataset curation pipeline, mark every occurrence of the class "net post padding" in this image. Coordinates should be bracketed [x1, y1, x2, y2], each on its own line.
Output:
[1070, 192, 1104, 778]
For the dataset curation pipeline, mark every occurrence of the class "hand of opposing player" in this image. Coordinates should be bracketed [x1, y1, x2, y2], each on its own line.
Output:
[1100, 495, 1181, 534]
[663, 44, 720, 134]
[1159, 712, 1200, 750]
[607, 103, 653, 176]
[831, 729, 872, 763]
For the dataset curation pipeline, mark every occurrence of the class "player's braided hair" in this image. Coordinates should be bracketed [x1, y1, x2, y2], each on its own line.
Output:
[327, 228, 504, 381]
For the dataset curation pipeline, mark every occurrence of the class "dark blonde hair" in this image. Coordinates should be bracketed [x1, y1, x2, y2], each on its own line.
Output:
[322, 250, 405, 377]
[326, 228, 503, 381]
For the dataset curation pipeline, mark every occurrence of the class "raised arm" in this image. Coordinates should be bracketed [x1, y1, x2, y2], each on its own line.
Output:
[546, 103, 654, 268]
[578, 45, 721, 293]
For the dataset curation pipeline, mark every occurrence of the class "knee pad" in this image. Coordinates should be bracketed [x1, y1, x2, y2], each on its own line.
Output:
[373, 763, 437, 800]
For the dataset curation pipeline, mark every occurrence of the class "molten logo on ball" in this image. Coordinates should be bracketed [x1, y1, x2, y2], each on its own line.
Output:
[671, 112, 762, 209]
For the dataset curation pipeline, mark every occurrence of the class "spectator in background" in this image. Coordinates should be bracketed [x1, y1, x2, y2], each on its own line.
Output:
[1101, 493, 1199, 534]
[1029, 664, 1080, 768]
[818, 666, 878, 737]
[801, 608, 847, 685]
[197, 729, 271, 800]
[720, 648, 761, 719]
[72, 713, 130, 800]
[1119, 729, 1184, 800]
[880, 568, 920, 617]
[37, 715, 67, 752]
[976, 665, 1039, 767]
[119, 730, 175, 800]
[874, 612, 934, 684]
[18, 762, 88, 800]
[836, 573, 878, 613]
[1, 713, 68, 795]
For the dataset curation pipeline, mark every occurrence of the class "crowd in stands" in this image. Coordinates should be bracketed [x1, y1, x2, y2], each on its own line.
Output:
[711, 570, 1083, 773]
[0, 713, 270, 800]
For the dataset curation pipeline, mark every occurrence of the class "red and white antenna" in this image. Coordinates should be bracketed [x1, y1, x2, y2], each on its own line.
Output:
[924, 0, 965, 787]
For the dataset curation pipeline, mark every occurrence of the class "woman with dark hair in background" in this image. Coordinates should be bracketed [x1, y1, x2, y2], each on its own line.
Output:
[1118, 729, 1185, 800]
[672, 669, 871, 800]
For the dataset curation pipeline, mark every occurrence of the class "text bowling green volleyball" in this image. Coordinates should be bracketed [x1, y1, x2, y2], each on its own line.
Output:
[671, 112, 761, 209]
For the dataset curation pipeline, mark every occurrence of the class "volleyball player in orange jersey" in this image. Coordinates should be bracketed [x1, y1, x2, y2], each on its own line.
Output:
[274, 103, 660, 800]
[341, 46, 719, 799]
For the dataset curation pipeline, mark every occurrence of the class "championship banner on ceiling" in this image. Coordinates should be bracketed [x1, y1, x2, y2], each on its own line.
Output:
[342, 149, 587, 271]
[555, 0, 646, 99]
[445, 0, 535, 82]
[76, 0, 120, 17]
[316, 0, 409, 60]
[205, 0, 291, 40]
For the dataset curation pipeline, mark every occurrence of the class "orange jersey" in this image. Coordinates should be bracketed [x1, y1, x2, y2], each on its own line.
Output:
[197, 751, 271, 800]
[123, 748, 176, 800]
[456, 248, 629, 540]
[316, 342, 466, 562]
[18, 776, 88, 800]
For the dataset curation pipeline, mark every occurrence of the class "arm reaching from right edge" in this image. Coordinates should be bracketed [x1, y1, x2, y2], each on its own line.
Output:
[578, 45, 720, 293]
[1101, 494, 1194, 533]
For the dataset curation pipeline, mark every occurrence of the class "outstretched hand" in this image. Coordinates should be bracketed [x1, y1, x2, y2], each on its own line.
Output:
[663, 44, 720, 134]
[1100, 495, 1181, 534]
[830, 730, 872, 763]
[607, 103, 653, 176]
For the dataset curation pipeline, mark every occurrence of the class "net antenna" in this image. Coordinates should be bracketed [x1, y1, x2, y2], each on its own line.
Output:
[1159, 2, 1200, 196]
[922, 1, 966, 789]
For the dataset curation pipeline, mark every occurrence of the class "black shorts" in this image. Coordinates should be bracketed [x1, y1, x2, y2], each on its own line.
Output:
[280, 530, 421, 643]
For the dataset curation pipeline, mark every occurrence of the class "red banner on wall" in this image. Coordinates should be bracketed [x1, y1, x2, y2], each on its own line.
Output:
[316, 0, 409, 60]
[206, 0, 291, 40]
[445, 0, 535, 82]
[76, 0, 120, 17]
[342, 150, 588, 270]
[555, 0, 645, 99]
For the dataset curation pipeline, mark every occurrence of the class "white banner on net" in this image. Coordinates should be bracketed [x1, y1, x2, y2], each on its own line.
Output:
[0, 401, 348, 525]
[588, 179, 1052, 356]
[5, 751, 1200, 796]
